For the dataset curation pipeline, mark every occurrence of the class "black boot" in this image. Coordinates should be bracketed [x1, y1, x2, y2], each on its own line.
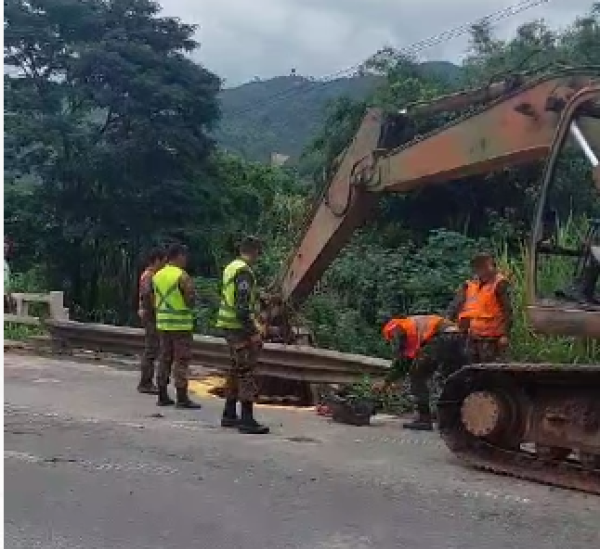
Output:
[157, 386, 175, 407]
[175, 387, 202, 409]
[221, 398, 239, 428]
[403, 411, 434, 431]
[238, 401, 269, 434]
[138, 380, 158, 395]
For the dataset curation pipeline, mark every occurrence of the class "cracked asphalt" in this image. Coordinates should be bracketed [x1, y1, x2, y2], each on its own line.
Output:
[4, 353, 600, 549]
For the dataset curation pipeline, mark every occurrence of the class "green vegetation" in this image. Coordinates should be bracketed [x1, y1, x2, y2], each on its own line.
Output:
[4, 323, 45, 342]
[4, 0, 600, 365]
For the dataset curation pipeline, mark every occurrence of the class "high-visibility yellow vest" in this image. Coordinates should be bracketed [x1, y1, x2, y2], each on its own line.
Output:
[215, 259, 257, 330]
[152, 264, 193, 332]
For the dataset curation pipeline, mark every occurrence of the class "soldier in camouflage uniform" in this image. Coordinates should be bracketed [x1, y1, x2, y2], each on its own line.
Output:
[215, 236, 269, 435]
[143, 243, 201, 409]
[447, 252, 513, 363]
[137, 247, 166, 394]
[383, 315, 467, 431]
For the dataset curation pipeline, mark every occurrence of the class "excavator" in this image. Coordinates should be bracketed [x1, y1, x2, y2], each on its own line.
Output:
[259, 66, 600, 495]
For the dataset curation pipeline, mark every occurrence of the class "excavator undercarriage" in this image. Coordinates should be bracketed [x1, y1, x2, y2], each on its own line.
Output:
[438, 364, 600, 495]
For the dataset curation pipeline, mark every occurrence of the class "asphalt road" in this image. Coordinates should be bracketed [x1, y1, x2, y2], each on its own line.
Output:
[5, 353, 600, 549]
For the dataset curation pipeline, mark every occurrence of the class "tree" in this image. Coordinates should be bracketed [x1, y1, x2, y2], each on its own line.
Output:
[4, 0, 221, 321]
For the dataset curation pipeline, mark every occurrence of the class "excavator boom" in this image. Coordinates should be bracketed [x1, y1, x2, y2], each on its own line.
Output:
[277, 68, 600, 307]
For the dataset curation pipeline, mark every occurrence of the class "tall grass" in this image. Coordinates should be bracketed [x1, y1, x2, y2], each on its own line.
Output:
[495, 219, 598, 364]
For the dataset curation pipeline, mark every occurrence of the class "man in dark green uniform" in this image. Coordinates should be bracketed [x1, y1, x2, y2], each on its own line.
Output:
[215, 236, 269, 435]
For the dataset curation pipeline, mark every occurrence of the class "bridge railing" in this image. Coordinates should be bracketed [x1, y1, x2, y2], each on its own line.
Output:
[4, 291, 70, 326]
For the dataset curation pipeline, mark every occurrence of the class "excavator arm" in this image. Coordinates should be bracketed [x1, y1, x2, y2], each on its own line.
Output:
[273, 68, 600, 314]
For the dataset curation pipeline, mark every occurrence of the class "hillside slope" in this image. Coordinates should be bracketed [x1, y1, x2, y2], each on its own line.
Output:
[215, 61, 461, 162]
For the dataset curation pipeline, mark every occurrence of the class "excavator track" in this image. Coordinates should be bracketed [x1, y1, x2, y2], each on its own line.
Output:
[437, 363, 600, 496]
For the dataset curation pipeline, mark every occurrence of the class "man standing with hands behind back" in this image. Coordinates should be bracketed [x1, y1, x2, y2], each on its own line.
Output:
[215, 236, 269, 435]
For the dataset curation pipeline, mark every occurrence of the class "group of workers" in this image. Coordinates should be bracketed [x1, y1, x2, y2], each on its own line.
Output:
[136, 236, 512, 436]
[382, 251, 512, 432]
[137, 237, 270, 435]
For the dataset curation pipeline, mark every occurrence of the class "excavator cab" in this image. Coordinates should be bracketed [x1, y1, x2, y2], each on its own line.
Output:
[527, 85, 600, 339]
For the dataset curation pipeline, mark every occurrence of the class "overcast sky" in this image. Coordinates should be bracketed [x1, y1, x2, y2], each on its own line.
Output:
[161, 0, 594, 86]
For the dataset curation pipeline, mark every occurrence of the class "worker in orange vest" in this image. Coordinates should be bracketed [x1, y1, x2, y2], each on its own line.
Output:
[382, 315, 466, 431]
[447, 252, 512, 363]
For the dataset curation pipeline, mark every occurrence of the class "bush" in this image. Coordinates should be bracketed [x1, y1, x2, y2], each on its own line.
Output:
[301, 226, 598, 364]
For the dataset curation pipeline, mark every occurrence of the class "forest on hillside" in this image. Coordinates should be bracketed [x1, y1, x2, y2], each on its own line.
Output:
[215, 61, 461, 161]
[4, 0, 600, 363]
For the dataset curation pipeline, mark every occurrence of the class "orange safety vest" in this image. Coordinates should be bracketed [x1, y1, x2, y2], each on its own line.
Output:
[382, 315, 445, 359]
[458, 275, 506, 338]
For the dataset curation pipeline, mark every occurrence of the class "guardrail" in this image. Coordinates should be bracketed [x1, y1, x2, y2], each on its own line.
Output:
[4, 291, 69, 326]
[45, 320, 390, 385]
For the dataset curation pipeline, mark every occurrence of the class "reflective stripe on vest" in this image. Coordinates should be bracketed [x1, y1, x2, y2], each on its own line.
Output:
[214, 259, 257, 330]
[382, 315, 445, 359]
[458, 275, 506, 337]
[152, 264, 193, 331]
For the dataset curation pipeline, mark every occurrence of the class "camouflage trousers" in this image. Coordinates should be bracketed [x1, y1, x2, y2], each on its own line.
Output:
[223, 331, 260, 403]
[157, 331, 192, 390]
[409, 332, 467, 415]
[467, 337, 506, 363]
[139, 318, 159, 387]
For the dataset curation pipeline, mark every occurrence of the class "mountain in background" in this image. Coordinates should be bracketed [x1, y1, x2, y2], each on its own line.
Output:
[215, 61, 462, 162]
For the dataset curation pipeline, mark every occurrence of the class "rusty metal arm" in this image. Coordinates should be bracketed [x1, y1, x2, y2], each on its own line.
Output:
[274, 108, 385, 306]
[370, 72, 597, 192]
[277, 69, 600, 308]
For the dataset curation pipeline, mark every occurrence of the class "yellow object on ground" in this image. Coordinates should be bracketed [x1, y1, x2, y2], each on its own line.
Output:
[188, 376, 225, 399]
[187, 377, 315, 411]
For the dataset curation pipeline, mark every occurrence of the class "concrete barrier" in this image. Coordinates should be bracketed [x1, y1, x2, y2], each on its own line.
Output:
[4, 291, 69, 326]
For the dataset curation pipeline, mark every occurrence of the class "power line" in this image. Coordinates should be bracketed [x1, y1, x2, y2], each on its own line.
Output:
[227, 0, 552, 117]
[229, 0, 551, 116]
[229, 0, 550, 116]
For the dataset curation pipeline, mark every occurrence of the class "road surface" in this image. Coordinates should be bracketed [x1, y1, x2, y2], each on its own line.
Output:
[5, 353, 600, 549]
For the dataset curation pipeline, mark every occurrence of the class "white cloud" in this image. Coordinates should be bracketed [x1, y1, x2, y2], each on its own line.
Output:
[160, 0, 595, 85]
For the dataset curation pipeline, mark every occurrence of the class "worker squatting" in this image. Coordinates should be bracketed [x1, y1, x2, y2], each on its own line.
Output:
[137, 241, 512, 435]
